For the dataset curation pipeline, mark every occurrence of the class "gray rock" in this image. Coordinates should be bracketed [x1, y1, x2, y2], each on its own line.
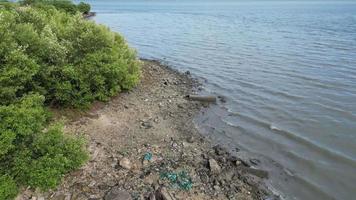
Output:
[51, 194, 66, 200]
[64, 193, 72, 200]
[148, 193, 156, 200]
[238, 166, 269, 179]
[155, 187, 175, 200]
[71, 193, 87, 200]
[98, 184, 110, 190]
[186, 136, 194, 143]
[250, 158, 261, 166]
[213, 185, 220, 191]
[213, 145, 227, 156]
[104, 187, 132, 200]
[235, 160, 242, 166]
[141, 121, 153, 129]
[119, 158, 132, 170]
[209, 158, 222, 174]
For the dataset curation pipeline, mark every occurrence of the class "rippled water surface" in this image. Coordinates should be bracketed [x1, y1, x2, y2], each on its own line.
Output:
[80, 0, 356, 199]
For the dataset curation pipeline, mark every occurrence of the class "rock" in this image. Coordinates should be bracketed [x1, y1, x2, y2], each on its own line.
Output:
[213, 185, 220, 191]
[217, 95, 226, 103]
[142, 159, 149, 167]
[185, 70, 191, 75]
[51, 194, 66, 200]
[98, 184, 110, 190]
[37, 197, 44, 200]
[155, 187, 175, 200]
[213, 145, 227, 156]
[149, 193, 156, 200]
[235, 160, 242, 166]
[209, 159, 222, 174]
[171, 142, 178, 148]
[186, 136, 194, 143]
[71, 193, 87, 200]
[119, 158, 132, 170]
[238, 166, 269, 179]
[141, 121, 153, 129]
[104, 187, 132, 200]
[88, 180, 96, 187]
[250, 158, 261, 166]
[64, 193, 72, 200]
[227, 155, 238, 162]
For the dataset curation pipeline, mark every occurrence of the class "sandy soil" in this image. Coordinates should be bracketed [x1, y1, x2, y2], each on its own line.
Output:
[17, 60, 278, 200]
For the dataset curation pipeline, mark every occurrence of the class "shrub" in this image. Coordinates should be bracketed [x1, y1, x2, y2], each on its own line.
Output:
[0, 175, 18, 200]
[0, 94, 88, 194]
[0, 2, 139, 198]
[77, 2, 90, 14]
[20, 0, 91, 14]
[0, 5, 140, 108]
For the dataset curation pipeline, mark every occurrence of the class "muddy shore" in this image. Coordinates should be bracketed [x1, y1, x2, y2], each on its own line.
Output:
[17, 60, 278, 200]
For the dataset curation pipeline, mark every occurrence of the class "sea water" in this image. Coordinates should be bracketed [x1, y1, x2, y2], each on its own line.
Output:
[79, 0, 356, 199]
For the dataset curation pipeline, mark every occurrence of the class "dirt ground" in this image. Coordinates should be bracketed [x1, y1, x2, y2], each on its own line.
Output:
[17, 60, 278, 200]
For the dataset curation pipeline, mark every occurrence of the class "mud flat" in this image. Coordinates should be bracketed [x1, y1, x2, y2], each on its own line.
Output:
[17, 60, 278, 200]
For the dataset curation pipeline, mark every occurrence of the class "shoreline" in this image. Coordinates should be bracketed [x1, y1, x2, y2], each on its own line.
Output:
[18, 60, 277, 200]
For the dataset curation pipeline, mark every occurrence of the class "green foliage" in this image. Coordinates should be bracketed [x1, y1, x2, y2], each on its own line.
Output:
[0, 0, 16, 9]
[77, 2, 90, 14]
[0, 2, 139, 198]
[0, 94, 88, 194]
[20, 0, 91, 14]
[0, 175, 18, 200]
[0, 4, 140, 108]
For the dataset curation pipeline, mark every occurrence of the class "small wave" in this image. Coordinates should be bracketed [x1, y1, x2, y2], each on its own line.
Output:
[270, 124, 282, 131]
[226, 112, 356, 165]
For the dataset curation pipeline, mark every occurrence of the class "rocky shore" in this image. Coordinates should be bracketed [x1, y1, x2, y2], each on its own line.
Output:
[17, 60, 278, 200]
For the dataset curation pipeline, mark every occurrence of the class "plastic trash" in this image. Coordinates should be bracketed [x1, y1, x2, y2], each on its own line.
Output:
[160, 170, 193, 190]
[143, 152, 152, 161]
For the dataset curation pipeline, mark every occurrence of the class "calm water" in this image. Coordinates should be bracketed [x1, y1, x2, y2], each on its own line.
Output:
[81, 0, 356, 199]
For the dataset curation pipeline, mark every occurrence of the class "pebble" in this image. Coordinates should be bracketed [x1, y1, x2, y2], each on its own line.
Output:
[119, 158, 132, 170]
[155, 187, 175, 200]
[209, 158, 222, 174]
[141, 121, 153, 129]
[213, 185, 220, 191]
[88, 180, 96, 187]
[142, 159, 149, 167]
[213, 145, 227, 156]
[250, 158, 261, 165]
[149, 193, 156, 200]
[187, 136, 194, 143]
[104, 187, 132, 200]
[64, 193, 71, 200]
[235, 160, 242, 166]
